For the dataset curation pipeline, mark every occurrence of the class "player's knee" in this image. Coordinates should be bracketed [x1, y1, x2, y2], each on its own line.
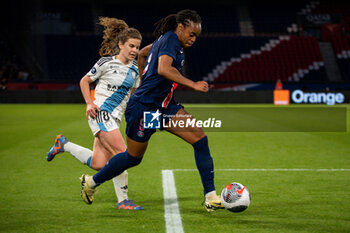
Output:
[197, 131, 207, 141]
[190, 130, 207, 144]
[127, 149, 144, 159]
[192, 134, 208, 148]
[90, 157, 108, 171]
[114, 145, 127, 155]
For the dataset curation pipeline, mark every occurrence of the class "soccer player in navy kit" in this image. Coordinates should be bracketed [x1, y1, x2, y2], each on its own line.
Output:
[80, 9, 224, 212]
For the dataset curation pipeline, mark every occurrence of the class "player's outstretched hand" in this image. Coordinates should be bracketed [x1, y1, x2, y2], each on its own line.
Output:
[86, 103, 100, 119]
[193, 81, 209, 93]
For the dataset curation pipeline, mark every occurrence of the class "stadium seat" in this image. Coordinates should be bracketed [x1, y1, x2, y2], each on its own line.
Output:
[191, 36, 328, 83]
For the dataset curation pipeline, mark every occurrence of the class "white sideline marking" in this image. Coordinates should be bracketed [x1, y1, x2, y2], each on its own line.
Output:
[162, 170, 184, 233]
[172, 168, 350, 172]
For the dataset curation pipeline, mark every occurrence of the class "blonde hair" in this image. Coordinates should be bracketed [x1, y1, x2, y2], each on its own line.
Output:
[98, 17, 142, 57]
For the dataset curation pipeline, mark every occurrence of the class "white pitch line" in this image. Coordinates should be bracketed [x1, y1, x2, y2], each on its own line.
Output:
[172, 168, 350, 172]
[162, 167, 350, 232]
[162, 170, 184, 233]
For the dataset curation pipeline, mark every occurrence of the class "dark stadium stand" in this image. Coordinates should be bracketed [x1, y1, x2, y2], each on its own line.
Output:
[44, 35, 100, 81]
[330, 35, 350, 80]
[101, 3, 240, 34]
[2, 0, 350, 92]
[41, 2, 94, 33]
[249, 2, 304, 33]
[310, 1, 350, 32]
[185, 37, 273, 81]
[187, 36, 327, 83]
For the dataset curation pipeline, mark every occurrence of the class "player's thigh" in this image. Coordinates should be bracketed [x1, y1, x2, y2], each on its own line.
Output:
[97, 129, 127, 155]
[165, 108, 206, 144]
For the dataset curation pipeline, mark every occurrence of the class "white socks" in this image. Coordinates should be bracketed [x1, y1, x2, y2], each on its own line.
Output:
[63, 142, 92, 165]
[63, 141, 129, 203]
[205, 190, 217, 199]
[112, 171, 129, 203]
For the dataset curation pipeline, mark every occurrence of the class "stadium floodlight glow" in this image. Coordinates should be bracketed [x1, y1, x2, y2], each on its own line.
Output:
[291, 90, 345, 105]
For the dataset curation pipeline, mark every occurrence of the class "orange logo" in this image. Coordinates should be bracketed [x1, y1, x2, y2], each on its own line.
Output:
[236, 186, 245, 195]
[274, 90, 290, 105]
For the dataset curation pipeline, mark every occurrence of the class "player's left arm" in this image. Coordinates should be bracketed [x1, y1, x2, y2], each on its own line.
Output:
[137, 44, 152, 78]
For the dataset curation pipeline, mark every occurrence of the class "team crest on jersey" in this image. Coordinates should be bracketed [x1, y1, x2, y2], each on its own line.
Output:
[91, 67, 97, 74]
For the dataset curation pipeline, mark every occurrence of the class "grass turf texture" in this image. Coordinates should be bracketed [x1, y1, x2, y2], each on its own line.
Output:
[0, 104, 349, 233]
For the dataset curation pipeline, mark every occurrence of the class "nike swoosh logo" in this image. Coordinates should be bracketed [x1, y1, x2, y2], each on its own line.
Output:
[84, 191, 93, 204]
[236, 186, 245, 195]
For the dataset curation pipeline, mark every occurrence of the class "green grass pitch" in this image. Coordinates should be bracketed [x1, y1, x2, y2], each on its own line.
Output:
[0, 104, 349, 233]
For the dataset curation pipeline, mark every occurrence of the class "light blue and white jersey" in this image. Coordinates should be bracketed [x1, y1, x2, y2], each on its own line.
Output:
[86, 56, 140, 120]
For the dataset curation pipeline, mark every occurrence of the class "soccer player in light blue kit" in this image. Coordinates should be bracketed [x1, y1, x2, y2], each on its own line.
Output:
[47, 17, 143, 210]
[80, 10, 224, 212]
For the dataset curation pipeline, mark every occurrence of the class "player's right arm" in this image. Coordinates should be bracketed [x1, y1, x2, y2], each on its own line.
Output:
[158, 54, 208, 93]
[80, 75, 100, 119]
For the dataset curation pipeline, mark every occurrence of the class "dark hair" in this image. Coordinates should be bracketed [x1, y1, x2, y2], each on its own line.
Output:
[98, 17, 142, 57]
[153, 9, 202, 38]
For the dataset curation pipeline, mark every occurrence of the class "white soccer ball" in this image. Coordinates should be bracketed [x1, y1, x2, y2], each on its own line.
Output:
[221, 182, 250, 212]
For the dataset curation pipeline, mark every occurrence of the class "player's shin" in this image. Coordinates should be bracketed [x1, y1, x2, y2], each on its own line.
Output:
[192, 136, 215, 194]
[112, 171, 128, 203]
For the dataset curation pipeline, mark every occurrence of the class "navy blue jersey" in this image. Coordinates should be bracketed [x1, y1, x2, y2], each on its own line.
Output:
[132, 31, 184, 108]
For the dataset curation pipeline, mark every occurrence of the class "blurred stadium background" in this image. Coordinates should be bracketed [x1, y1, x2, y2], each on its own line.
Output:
[1, 2, 350, 232]
[1, 0, 350, 103]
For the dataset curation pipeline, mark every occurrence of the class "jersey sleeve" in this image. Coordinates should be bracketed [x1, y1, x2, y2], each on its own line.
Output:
[158, 33, 181, 60]
[131, 60, 140, 88]
[86, 58, 109, 81]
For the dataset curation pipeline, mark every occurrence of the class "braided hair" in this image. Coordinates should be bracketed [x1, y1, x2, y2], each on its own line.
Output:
[153, 9, 202, 38]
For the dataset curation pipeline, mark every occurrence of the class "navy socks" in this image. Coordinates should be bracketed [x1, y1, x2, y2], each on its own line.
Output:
[93, 151, 142, 185]
[192, 136, 215, 194]
[92, 137, 214, 195]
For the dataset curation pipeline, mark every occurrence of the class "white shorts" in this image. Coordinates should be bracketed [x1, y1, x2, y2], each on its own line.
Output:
[88, 110, 121, 136]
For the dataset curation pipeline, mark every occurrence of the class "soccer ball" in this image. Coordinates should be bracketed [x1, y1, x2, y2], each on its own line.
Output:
[221, 182, 250, 212]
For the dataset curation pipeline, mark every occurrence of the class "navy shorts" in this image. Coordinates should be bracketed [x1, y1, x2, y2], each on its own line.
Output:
[125, 98, 183, 142]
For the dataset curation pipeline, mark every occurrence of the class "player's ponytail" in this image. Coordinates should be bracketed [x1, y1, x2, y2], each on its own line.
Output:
[153, 14, 177, 38]
[153, 9, 201, 38]
[98, 17, 128, 57]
